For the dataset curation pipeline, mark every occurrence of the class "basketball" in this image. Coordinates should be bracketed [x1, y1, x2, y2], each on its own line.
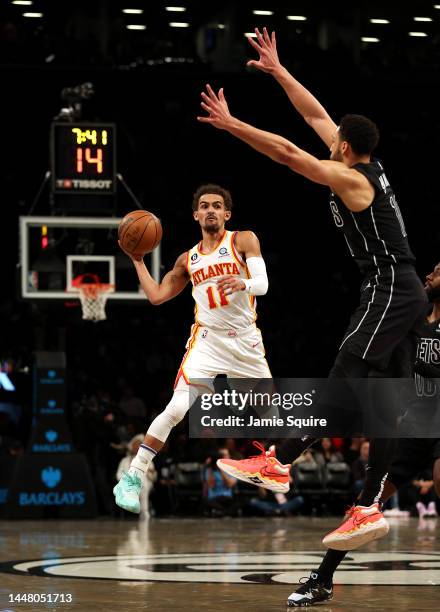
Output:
[118, 210, 162, 256]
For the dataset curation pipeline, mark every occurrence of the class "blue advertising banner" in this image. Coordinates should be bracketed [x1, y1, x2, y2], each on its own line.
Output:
[5, 454, 97, 518]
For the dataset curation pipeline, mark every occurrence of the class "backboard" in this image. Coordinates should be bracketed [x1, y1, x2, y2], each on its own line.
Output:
[19, 216, 161, 301]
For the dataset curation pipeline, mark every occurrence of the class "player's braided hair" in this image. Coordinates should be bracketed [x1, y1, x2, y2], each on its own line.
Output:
[192, 184, 233, 211]
[339, 114, 380, 156]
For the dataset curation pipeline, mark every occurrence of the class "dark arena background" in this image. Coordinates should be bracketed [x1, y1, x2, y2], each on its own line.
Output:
[1, 1, 439, 610]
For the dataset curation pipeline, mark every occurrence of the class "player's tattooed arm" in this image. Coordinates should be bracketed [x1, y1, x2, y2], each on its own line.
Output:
[129, 251, 190, 305]
[246, 27, 337, 148]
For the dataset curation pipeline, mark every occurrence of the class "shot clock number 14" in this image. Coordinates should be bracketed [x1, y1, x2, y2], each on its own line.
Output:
[51, 123, 116, 195]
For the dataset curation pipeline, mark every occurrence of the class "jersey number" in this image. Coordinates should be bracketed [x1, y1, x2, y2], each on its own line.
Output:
[389, 195, 407, 237]
[330, 199, 344, 227]
[206, 286, 229, 309]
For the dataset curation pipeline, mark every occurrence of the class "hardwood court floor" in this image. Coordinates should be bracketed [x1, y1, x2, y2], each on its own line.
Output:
[0, 516, 439, 611]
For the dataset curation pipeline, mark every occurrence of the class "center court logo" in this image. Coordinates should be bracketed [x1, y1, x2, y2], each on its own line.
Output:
[1, 552, 439, 585]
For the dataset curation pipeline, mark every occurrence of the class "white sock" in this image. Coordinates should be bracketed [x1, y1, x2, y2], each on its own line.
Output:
[128, 444, 157, 479]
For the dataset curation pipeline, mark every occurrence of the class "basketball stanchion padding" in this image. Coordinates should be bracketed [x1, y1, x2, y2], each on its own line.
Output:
[71, 273, 114, 322]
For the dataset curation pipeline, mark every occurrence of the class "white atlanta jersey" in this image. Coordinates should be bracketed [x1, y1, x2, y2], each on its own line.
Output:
[186, 230, 257, 331]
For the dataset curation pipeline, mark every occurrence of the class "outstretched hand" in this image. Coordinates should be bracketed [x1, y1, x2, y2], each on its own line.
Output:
[197, 84, 233, 130]
[247, 27, 281, 74]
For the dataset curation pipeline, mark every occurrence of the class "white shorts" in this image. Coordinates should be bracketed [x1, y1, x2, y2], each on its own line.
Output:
[174, 323, 272, 391]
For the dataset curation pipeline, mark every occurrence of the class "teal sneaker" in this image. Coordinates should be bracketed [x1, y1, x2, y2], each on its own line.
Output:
[113, 472, 142, 514]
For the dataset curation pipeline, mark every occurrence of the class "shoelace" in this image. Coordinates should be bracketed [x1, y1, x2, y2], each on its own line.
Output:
[248, 440, 268, 458]
[344, 505, 357, 518]
[296, 575, 318, 594]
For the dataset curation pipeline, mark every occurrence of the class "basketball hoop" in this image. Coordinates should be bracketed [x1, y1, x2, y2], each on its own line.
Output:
[71, 274, 114, 322]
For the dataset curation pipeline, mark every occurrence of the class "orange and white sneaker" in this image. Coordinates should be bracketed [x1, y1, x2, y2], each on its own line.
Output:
[322, 503, 389, 550]
[217, 441, 290, 493]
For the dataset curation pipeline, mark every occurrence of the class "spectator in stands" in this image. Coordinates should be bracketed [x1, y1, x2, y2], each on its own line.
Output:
[116, 434, 157, 519]
[343, 437, 367, 465]
[313, 438, 344, 465]
[223, 438, 243, 459]
[351, 440, 370, 498]
[203, 448, 238, 517]
[118, 384, 147, 420]
[410, 470, 438, 518]
[249, 470, 304, 516]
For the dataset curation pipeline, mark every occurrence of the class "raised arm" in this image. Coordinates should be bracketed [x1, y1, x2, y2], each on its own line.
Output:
[247, 27, 337, 148]
[119, 242, 189, 305]
[198, 86, 373, 212]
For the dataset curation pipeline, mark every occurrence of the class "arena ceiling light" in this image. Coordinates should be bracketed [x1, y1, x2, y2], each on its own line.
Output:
[126, 24, 146, 30]
[409, 31, 428, 36]
[217, 24, 225, 29]
[361, 37, 380, 42]
[245, 32, 258, 38]
[286, 16, 307, 21]
[23, 11, 43, 17]
[369, 19, 390, 24]
[122, 9, 144, 14]
[12, 1, 33, 5]
[166, 6, 187, 11]
[252, 10, 274, 16]
[169, 22, 190, 27]
[414, 17, 433, 21]
[434, 5, 440, 9]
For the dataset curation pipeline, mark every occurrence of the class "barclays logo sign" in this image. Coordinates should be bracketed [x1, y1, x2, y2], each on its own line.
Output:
[39, 369, 64, 385]
[18, 466, 85, 507]
[40, 399, 63, 415]
[32, 432, 71, 453]
[41, 467, 62, 488]
[45, 430, 58, 443]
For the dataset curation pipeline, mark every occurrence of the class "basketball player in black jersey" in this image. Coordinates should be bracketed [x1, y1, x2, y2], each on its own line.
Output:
[198, 26, 427, 557]
[286, 261, 440, 607]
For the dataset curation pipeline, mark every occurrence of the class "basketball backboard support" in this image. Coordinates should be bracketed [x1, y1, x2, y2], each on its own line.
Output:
[19, 216, 161, 301]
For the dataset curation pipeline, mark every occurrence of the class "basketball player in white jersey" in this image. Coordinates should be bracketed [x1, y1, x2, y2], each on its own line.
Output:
[113, 184, 284, 513]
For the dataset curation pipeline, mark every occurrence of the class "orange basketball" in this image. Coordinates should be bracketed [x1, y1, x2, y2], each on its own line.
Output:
[118, 210, 162, 256]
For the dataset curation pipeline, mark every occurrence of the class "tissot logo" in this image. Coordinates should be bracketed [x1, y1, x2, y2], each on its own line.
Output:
[218, 247, 228, 257]
[191, 253, 198, 262]
[1, 552, 439, 585]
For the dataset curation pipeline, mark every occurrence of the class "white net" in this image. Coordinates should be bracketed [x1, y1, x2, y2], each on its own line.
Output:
[77, 285, 112, 322]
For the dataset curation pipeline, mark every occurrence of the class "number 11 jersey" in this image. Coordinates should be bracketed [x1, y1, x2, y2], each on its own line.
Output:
[186, 230, 257, 331]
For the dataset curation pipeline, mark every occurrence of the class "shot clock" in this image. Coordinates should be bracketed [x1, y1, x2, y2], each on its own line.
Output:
[51, 123, 116, 195]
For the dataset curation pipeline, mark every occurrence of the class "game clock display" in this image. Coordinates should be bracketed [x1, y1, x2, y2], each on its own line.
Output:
[51, 123, 116, 195]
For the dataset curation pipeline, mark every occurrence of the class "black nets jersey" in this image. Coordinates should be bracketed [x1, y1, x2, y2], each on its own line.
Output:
[329, 160, 415, 275]
[396, 316, 440, 438]
[415, 316, 440, 394]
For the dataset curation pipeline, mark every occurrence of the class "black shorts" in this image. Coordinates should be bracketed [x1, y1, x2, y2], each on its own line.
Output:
[339, 266, 427, 372]
[388, 438, 440, 489]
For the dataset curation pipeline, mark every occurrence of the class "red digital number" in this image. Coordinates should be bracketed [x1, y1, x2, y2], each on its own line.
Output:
[76, 147, 103, 174]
